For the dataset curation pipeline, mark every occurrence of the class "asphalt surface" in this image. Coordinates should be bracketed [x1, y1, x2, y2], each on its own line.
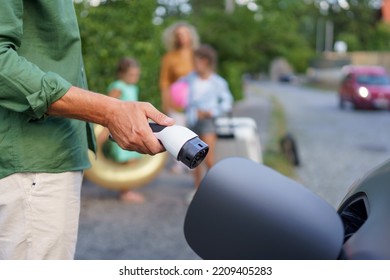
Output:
[76, 80, 390, 259]
[75, 81, 271, 260]
[259, 81, 390, 207]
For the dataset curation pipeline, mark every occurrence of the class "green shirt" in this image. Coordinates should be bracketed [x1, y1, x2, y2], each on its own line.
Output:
[0, 0, 96, 179]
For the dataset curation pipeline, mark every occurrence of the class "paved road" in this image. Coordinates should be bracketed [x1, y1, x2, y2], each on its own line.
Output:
[259, 81, 390, 207]
[75, 84, 270, 260]
[76, 170, 199, 260]
[75, 80, 390, 260]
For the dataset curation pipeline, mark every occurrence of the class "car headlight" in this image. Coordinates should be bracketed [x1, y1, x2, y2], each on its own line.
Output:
[358, 86, 370, 98]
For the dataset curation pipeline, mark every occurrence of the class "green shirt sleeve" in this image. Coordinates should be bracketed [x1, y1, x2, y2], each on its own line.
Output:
[0, 0, 72, 120]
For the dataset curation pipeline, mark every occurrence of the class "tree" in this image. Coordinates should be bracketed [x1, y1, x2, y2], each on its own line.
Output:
[308, 0, 389, 51]
[75, 0, 165, 107]
[188, 0, 315, 99]
[74, 0, 390, 105]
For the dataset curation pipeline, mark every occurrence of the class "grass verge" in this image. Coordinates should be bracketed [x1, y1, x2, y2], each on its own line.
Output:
[262, 96, 296, 178]
[303, 81, 338, 92]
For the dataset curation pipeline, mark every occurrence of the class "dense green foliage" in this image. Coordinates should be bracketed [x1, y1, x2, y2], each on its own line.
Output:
[75, 0, 164, 107]
[189, 0, 315, 99]
[310, 0, 389, 52]
[74, 0, 390, 104]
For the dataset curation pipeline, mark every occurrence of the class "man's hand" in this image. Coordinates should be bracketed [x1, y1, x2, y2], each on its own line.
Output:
[47, 86, 175, 155]
[106, 101, 174, 154]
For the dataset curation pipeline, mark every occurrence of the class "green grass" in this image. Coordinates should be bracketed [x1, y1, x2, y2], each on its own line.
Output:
[303, 81, 338, 92]
[262, 96, 296, 178]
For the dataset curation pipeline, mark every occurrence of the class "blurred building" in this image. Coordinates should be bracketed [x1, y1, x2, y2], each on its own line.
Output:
[383, 0, 390, 23]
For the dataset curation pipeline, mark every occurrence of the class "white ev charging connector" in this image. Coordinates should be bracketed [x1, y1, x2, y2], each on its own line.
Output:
[109, 123, 209, 169]
[149, 123, 209, 169]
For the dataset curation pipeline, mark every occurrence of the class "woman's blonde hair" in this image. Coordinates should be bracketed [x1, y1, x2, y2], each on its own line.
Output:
[162, 21, 200, 51]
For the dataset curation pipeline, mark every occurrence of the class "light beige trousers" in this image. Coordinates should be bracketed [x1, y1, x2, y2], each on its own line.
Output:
[0, 171, 83, 260]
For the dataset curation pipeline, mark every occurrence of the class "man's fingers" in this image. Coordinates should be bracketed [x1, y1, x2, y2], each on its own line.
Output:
[107, 101, 174, 155]
[142, 102, 175, 126]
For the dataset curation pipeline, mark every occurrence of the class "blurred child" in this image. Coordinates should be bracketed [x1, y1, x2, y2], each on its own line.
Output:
[100, 57, 145, 203]
[183, 45, 233, 189]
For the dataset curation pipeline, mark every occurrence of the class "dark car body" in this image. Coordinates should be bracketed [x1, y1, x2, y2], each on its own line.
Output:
[184, 157, 390, 260]
[338, 65, 390, 110]
[337, 159, 390, 259]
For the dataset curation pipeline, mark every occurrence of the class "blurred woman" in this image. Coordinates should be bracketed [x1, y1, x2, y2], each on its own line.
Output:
[159, 21, 200, 173]
[160, 21, 200, 122]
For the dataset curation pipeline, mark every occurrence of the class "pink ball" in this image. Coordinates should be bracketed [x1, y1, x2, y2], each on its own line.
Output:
[170, 80, 189, 109]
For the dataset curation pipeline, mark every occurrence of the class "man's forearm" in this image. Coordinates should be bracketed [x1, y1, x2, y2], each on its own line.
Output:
[46, 86, 118, 127]
[46, 86, 175, 155]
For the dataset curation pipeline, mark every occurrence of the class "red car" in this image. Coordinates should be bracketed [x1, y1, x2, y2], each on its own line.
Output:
[338, 65, 390, 110]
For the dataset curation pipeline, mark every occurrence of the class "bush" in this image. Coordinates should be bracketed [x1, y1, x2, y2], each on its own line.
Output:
[75, 0, 164, 108]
